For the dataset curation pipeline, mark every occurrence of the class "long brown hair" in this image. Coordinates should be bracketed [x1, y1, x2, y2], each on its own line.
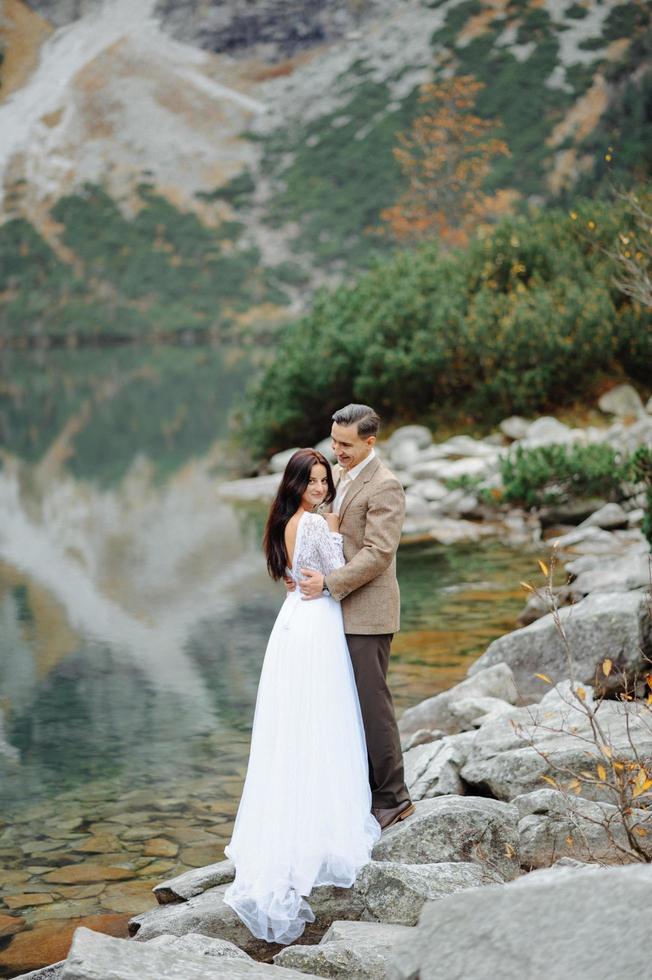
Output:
[263, 448, 336, 580]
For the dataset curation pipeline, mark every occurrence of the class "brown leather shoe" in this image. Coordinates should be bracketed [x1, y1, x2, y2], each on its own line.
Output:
[372, 800, 416, 831]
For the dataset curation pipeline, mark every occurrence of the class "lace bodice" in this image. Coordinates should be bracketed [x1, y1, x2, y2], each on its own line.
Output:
[287, 511, 345, 582]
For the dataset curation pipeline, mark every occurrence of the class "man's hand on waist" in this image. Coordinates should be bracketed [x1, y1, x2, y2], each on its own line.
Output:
[299, 568, 325, 599]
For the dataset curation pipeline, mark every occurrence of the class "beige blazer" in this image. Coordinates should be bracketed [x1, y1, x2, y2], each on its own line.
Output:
[324, 456, 405, 635]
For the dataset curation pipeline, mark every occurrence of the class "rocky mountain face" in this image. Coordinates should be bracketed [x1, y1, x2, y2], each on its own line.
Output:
[25, 0, 373, 54]
[153, 0, 372, 58]
[1, 0, 650, 339]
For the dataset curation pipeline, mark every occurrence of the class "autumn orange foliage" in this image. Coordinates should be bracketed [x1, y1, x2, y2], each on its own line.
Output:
[380, 75, 510, 248]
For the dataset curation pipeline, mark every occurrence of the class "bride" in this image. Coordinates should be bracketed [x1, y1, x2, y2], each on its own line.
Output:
[223, 447, 381, 944]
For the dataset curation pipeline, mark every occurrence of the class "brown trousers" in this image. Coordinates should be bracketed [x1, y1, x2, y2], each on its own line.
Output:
[345, 633, 411, 809]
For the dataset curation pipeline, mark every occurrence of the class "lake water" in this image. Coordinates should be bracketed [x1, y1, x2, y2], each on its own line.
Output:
[0, 345, 543, 976]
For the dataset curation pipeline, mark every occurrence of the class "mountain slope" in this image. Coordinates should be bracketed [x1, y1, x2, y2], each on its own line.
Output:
[0, 0, 649, 340]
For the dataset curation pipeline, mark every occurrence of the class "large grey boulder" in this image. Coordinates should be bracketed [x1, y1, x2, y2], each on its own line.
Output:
[357, 861, 497, 926]
[467, 589, 652, 700]
[129, 880, 364, 957]
[399, 663, 519, 736]
[269, 448, 301, 473]
[499, 416, 529, 440]
[520, 416, 578, 447]
[447, 695, 520, 730]
[598, 383, 646, 418]
[404, 493, 431, 518]
[515, 789, 652, 868]
[403, 731, 475, 799]
[422, 516, 502, 545]
[461, 682, 652, 803]
[433, 435, 500, 459]
[389, 439, 422, 470]
[153, 860, 235, 903]
[401, 729, 444, 752]
[569, 551, 651, 597]
[578, 502, 629, 530]
[550, 525, 628, 554]
[371, 797, 520, 882]
[385, 426, 432, 450]
[406, 478, 448, 501]
[409, 457, 494, 482]
[60, 926, 314, 980]
[314, 438, 336, 462]
[130, 883, 272, 956]
[387, 864, 652, 980]
[606, 415, 652, 452]
[274, 920, 414, 979]
[218, 473, 281, 502]
[428, 488, 479, 517]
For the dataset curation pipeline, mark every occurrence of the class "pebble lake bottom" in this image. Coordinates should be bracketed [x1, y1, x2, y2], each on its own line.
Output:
[0, 536, 544, 976]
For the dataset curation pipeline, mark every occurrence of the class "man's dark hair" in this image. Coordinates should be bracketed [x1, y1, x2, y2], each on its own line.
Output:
[332, 403, 381, 438]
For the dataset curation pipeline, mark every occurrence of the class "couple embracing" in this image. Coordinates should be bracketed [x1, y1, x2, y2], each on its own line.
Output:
[223, 403, 415, 944]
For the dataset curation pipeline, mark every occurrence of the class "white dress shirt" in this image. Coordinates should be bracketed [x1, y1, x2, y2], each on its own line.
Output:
[333, 448, 376, 515]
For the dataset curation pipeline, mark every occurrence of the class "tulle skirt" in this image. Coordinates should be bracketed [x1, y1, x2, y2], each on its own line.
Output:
[223, 590, 381, 944]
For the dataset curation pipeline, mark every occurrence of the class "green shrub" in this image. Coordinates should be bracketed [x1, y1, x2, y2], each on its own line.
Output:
[625, 446, 652, 547]
[498, 443, 624, 508]
[243, 196, 651, 456]
[495, 442, 652, 548]
[565, 4, 589, 19]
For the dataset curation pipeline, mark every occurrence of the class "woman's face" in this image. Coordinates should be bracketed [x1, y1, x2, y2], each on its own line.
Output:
[301, 462, 329, 511]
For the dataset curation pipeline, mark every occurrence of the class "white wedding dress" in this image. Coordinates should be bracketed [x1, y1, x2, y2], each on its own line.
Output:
[223, 510, 381, 944]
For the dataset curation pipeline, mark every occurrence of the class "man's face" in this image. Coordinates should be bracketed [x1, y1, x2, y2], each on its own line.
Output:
[331, 421, 375, 471]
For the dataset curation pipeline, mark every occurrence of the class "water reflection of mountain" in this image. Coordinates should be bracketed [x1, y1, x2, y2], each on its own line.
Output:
[0, 420, 284, 809]
[184, 596, 282, 733]
[0, 345, 252, 484]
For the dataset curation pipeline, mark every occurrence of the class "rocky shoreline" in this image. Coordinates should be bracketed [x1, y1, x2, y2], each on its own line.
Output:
[220, 382, 652, 549]
[14, 384, 652, 979]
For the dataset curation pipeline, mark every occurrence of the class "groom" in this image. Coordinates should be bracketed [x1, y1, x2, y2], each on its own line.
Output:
[298, 403, 415, 831]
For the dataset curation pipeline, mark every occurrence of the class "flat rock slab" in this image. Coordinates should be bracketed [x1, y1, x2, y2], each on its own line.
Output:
[399, 664, 519, 736]
[357, 861, 497, 926]
[468, 590, 652, 700]
[403, 732, 474, 800]
[59, 926, 318, 980]
[129, 880, 364, 958]
[130, 883, 280, 958]
[514, 789, 652, 868]
[371, 797, 520, 882]
[153, 860, 235, 903]
[387, 864, 652, 980]
[275, 920, 414, 979]
[569, 551, 651, 597]
[461, 684, 652, 803]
